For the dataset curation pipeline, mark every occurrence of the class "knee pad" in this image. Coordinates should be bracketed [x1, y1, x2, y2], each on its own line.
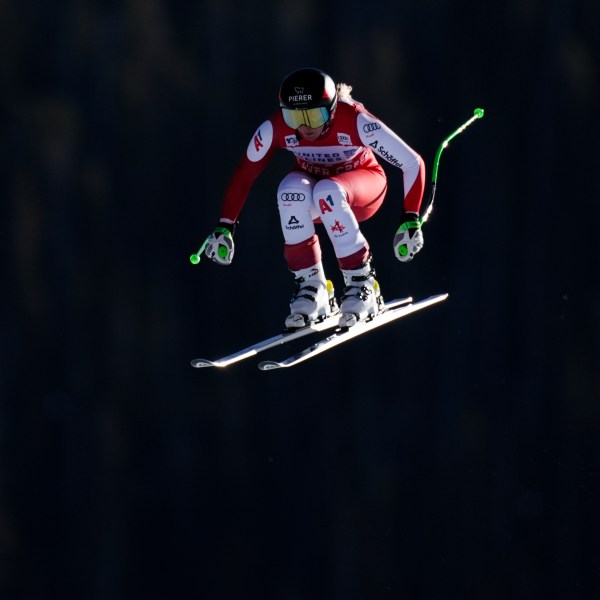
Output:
[277, 173, 317, 245]
[312, 179, 367, 259]
[312, 179, 348, 217]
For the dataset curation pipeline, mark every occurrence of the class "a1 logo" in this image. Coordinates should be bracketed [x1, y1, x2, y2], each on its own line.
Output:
[318, 195, 334, 214]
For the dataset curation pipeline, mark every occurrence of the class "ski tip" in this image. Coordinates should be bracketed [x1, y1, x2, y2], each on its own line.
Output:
[190, 358, 216, 368]
[258, 361, 283, 371]
[423, 292, 449, 306]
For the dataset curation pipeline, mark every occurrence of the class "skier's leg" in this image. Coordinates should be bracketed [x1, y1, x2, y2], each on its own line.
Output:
[277, 172, 336, 328]
[312, 172, 387, 325]
[312, 178, 370, 265]
[277, 172, 317, 250]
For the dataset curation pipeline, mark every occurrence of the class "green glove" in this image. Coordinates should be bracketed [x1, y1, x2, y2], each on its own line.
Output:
[205, 223, 236, 265]
[393, 212, 423, 263]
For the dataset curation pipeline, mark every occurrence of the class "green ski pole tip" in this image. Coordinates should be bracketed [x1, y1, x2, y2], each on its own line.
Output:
[474, 108, 485, 118]
[190, 254, 200, 264]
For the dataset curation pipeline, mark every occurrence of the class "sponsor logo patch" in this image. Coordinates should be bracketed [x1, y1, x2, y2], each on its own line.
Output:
[246, 120, 273, 162]
[280, 192, 306, 202]
[330, 220, 346, 235]
[285, 215, 304, 231]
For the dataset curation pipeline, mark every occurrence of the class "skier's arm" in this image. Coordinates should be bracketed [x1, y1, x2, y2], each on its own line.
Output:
[204, 119, 278, 265]
[356, 110, 426, 262]
[219, 119, 278, 223]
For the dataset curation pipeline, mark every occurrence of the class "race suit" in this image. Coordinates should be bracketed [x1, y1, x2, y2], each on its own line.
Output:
[219, 98, 425, 270]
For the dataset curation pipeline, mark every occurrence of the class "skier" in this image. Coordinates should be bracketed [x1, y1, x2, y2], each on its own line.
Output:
[203, 67, 426, 328]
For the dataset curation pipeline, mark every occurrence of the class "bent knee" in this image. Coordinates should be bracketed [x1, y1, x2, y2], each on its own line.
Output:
[312, 179, 347, 200]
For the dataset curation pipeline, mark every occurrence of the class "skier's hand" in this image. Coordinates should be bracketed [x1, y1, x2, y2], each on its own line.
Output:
[393, 211, 423, 262]
[205, 222, 235, 265]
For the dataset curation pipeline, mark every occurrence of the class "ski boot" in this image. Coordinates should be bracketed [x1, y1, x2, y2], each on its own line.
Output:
[285, 262, 338, 329]
[339, 257, 384, 328]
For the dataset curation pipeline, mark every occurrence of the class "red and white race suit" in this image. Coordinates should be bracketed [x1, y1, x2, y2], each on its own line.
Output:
[219, 98, 426, 270]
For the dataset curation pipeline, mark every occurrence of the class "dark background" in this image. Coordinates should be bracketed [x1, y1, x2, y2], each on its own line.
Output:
[1, 1, 599, 598]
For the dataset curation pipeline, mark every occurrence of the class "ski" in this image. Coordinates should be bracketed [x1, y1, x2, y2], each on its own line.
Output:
[190, 297, 414, 368]
[258, 293, 448, 370]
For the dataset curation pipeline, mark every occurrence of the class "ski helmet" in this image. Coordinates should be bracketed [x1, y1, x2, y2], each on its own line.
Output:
[279, 68, 337, 129]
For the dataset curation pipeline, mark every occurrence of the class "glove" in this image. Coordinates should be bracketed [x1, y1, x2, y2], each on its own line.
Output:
[393, 211, 423, 262]
[205, 222, 236, 265]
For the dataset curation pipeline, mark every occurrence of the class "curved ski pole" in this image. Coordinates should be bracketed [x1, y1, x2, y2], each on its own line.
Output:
[420, 107, 485, 225]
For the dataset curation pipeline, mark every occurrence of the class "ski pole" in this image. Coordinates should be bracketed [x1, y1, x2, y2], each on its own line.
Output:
[189, 236, 211, 265]
[420, 107, 485, 225]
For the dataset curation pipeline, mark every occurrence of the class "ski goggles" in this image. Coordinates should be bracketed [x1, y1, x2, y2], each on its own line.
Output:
[281, 106, 330, 129]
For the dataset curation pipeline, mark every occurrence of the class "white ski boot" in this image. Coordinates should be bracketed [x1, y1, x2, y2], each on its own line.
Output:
[339, 257, 383, 328]
[285, 262, 338, 329]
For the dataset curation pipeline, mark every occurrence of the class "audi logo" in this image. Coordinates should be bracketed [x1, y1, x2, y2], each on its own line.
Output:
[363, 122, 381, 133]
[280, 192, 306, 201]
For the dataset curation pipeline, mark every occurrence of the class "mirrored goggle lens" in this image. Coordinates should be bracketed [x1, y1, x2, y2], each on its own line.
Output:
[282, 107, 330, 129]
